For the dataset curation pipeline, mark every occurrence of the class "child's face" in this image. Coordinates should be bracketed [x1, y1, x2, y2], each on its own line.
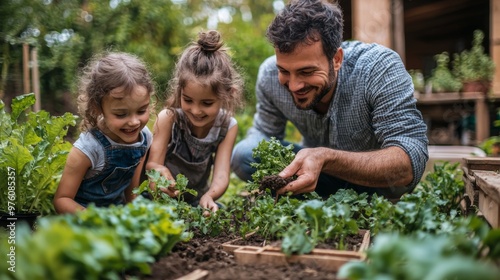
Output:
[180, 82, 221, 132]
[100, 85, 150, 144]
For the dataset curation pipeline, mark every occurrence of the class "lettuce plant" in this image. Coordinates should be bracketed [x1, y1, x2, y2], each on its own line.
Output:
[0, 93, 77, 215]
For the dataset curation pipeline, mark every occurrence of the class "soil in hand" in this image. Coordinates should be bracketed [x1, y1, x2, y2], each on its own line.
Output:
[259, 175, 295, 192]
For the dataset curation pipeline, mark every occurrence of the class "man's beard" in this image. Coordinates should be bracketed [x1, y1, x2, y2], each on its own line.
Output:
[289, 62, 336, 111]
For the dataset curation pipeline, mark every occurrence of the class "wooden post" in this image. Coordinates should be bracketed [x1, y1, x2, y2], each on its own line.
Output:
[492, 0, 500, 95]
[475, 94, 489, 143]
[392, 0, 406, 63]
[352, 0, 392, 48]
[22, 43, 30, 94]
[31, 47, 41, 112]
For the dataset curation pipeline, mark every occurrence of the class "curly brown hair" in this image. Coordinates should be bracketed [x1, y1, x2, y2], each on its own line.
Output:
[76, 52, 155, 130]
[266, 0, 344, 62]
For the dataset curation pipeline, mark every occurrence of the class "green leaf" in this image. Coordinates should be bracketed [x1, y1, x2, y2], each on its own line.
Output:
[10, 93, 35, 122]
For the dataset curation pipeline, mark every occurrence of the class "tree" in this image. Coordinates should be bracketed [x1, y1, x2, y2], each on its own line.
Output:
[1, 0, 190, 112]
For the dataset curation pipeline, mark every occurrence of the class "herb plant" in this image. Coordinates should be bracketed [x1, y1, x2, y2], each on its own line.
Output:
[134, 169, 194, 204]
[453, 30, 495, 84]
[247, 137, 296, 191]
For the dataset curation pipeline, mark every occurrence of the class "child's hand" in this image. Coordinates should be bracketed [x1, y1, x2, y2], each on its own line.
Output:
[159, 185, 179, 198]
[155, 167, 178, 197]
[199, 193, 218, 214]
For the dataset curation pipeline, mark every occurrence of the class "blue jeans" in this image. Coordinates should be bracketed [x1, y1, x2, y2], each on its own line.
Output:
[230, 129, 407, 200]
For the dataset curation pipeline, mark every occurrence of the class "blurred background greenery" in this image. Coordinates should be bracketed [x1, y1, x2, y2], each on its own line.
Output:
[0, 0, 293, 140]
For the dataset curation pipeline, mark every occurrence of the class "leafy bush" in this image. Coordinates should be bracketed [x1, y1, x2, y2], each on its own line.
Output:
[0, 93, 77, 215]
[0, 198, 188, 279]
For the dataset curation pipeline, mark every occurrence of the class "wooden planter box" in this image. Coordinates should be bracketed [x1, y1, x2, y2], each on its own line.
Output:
[462, 158, 500, 228]
[222, 232, 257, 253]
[224, 230, 370, 272]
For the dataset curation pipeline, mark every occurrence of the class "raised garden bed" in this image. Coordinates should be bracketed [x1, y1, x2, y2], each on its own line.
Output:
[462, 157, 500, 227]
[144, 233, 340, 280]
[231, 230, 370, 271]
[220, 229, 370, 272]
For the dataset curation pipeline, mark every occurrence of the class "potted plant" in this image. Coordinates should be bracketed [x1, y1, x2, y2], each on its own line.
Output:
[428, 52, 462, 93]
[408, 69, 425, 95]
[0, 93, 77, 228]
[452, 29, 496, 94]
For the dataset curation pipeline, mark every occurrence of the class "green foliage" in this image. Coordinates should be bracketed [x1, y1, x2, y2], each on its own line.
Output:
[408, 69, 425, 93]
[479, 135, 500, 156]
[1, 0, 278, 112]
[281, 199, 359, 255]
[0, 198, 188, 279]
[428, 52, 462, 93]
[453, 30, 496, 83]
[247, 137, 296, 190]
[338, 232, 500, 280]
[281, 223, 314, 255]
[1, 0, 189, 102]
[0, 93, 77, 215]
[134, 169, 195, 204]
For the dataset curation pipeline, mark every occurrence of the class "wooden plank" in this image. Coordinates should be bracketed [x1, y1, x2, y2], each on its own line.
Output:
[462, 166, 476, 182]
[473, 170, 500, 203]
[234, 246, 364, 272]
[175, 269, 209, 280]
[224, 230, 369, 254]
[221, 231, 257, 253]
[463, 158, 500, 172]
[478, 189, 500, 228]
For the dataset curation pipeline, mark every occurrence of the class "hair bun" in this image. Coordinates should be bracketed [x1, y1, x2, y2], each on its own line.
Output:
[197, 30, 223, 52]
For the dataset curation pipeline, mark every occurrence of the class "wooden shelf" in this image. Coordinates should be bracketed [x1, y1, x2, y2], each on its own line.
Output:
[415, 92, 485, 104]
[415, 91, 490, 145]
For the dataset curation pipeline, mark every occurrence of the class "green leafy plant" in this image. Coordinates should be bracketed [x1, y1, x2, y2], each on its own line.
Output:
[338, 231, 500, 280]
[428, 52, 462, 93]
[408, 69, 425, 93]
[0, 197, 188, 279]
[134, 169, 194, 204]
[0, 93, 77, 215]
[247, 137, 296, 191]
[453, 30, 495, 87]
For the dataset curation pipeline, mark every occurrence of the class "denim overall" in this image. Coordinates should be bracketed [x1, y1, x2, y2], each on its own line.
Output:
[165, 109, 229, 204]
[75, 128, 148, 207]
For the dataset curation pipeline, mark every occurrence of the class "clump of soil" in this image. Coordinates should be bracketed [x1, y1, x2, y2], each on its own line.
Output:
[259, 175, 295, 192]
[259, 175, 295, 204]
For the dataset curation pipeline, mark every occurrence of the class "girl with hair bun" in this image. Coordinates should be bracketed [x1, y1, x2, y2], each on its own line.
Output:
[146, 30, 244, 213]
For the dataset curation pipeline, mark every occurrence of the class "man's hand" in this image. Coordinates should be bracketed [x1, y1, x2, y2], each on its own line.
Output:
[277, 148, 325, 195]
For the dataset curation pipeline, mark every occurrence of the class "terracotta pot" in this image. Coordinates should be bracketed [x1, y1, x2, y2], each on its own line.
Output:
[462, 80, 490, 94]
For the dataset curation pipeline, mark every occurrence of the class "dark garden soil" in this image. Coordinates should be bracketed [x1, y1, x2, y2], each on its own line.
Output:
[259, 175, 295, 192]
[142, 232, 363, 280]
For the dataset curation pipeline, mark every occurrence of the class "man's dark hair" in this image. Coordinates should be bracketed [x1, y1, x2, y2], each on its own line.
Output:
[266, 0, 344, 61]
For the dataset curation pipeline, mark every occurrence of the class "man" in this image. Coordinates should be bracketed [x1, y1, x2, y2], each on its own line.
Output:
[231, 0, 428, 200]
